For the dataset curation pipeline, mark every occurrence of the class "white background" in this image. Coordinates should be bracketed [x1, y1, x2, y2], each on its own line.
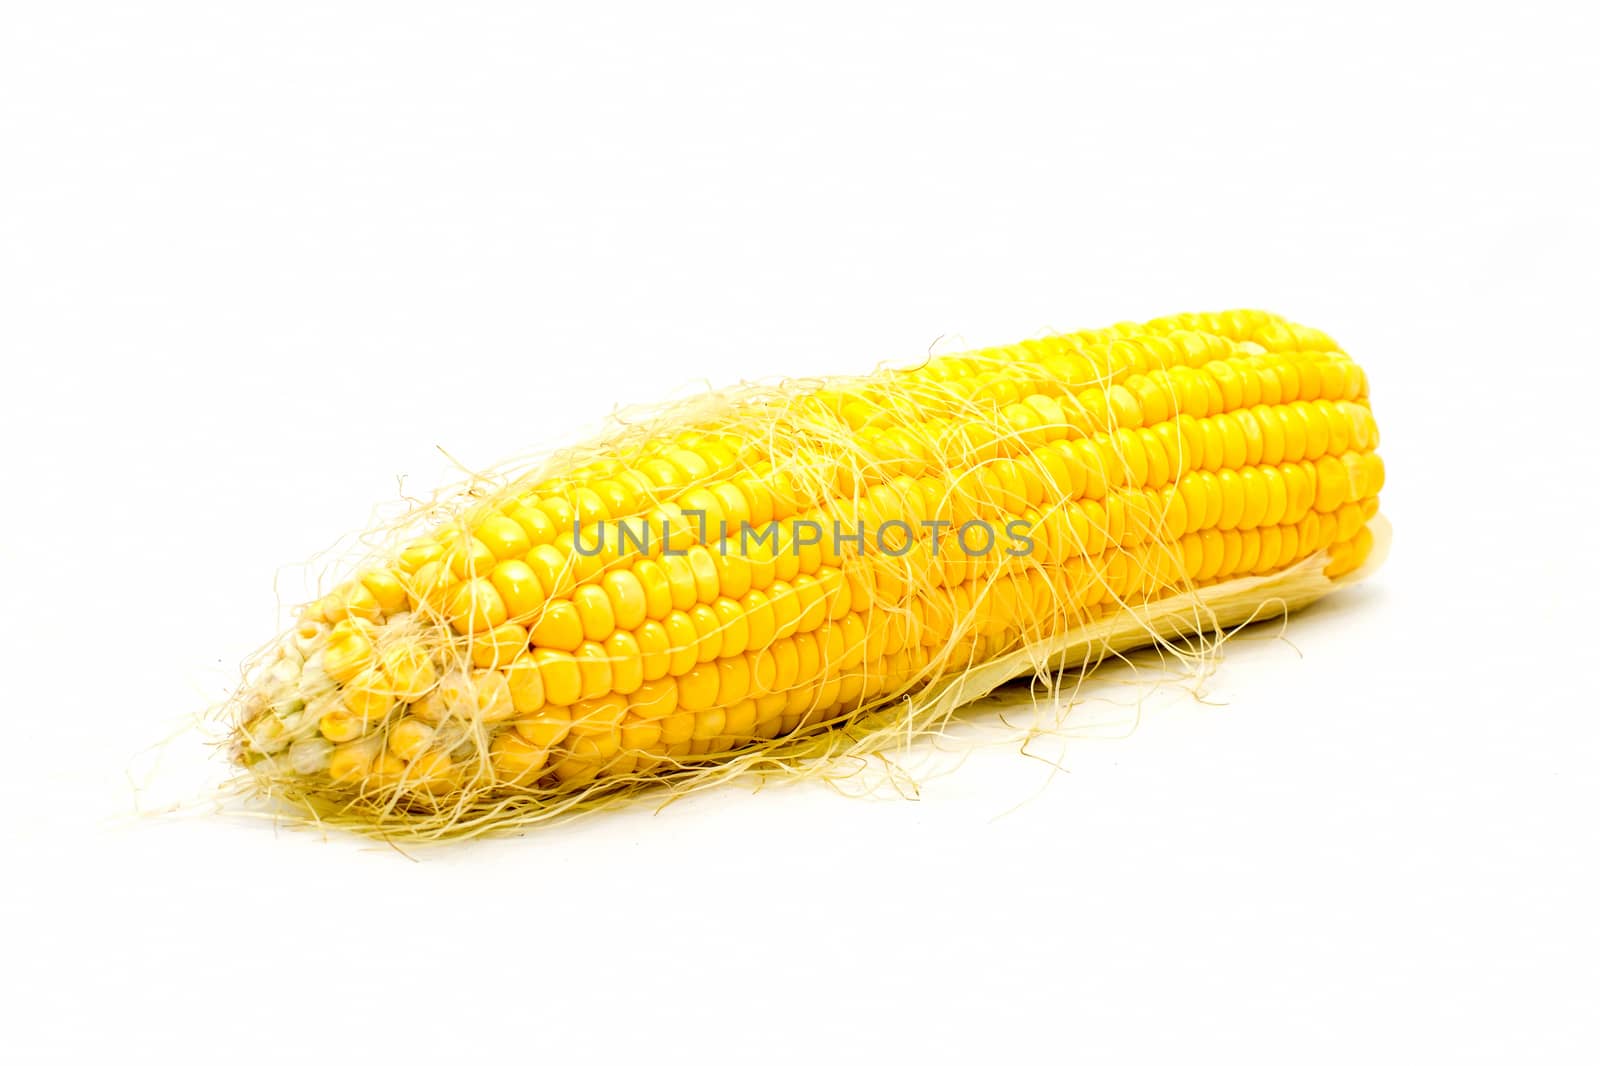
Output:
[2, 2, 1596, 1062]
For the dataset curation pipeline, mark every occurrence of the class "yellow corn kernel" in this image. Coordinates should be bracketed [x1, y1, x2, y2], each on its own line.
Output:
[620, 715, 663, 752]
[359, 569, 409, 616]
[571, 584, 616, 642]
[366, 752, 407, 787]
[525, 543, 576, 599]
[398, 540, 445, 574]
[604, 630, 645, 695]
[687, 603, 723, 662]
[341, 670, 395, 722]
[534, 649, 582, 707]
[630, 677, 678, 721]
[514, 704, 572, 747]
[601, 570, 648, 630]
[327, 741, 374, 784]
[319, 708, 367, 743]
[388, 717, 435, 761]
[741, 589, 777, 651]
[470, 622, 530, 669]
[320, 626, 374, 685]
[677, 663, 719, 711]
[443, 536, 496, 580]
[472, 670, 516, 724]
[446, 578, 508, 635]
[507, 502, 558, 547]
[633, 559, 675, 619]
[661, 554, 699, 611]
[635, 620, 672, 680]
[716, 656, 752, 705]
[505, 652, 546, 714]
[491, 730, 550, 785]
[415, 670, 472, 724]
[529, 599, 584, 651]
[379, 645, 437, 703]
[663, 611, 700, 676]
[404, 750, 458, 795]
[574, 641, 613, 699]
[569, 695, 629, 748]
[490, 560, 546, 623]
[476, 513, 532, 561]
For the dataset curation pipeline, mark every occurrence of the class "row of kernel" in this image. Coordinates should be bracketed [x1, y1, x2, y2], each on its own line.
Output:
[1163, 450, 1385, 538]
[390, 358, 1372, 630]
[1176, 506, 1363, 583]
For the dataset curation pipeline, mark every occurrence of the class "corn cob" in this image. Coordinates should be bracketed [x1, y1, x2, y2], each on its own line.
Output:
[229, 309, 1386, 837]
